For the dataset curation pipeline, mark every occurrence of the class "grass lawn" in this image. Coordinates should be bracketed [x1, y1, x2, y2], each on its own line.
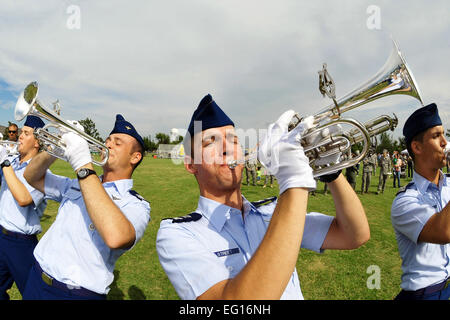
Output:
[8, 157, 413, 300]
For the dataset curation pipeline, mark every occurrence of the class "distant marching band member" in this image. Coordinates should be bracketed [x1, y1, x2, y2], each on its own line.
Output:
[22, 114, 150, 300]
[156, 94, 370, 300]
[0, 116, 47, 299]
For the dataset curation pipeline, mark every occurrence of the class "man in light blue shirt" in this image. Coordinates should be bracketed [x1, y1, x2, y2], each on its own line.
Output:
[22, 114, 150, 300]
[391, 103, 450, 300]
[157, 94, 370, 300]
[0, 116, 46, 299]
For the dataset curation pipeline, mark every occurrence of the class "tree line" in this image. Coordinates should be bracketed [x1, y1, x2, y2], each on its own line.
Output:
[78, 118, 183, 153]
[2, 118, 183, 153]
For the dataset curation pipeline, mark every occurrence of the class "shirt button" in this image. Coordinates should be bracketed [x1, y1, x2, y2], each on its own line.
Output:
[89, 223, 95, 231]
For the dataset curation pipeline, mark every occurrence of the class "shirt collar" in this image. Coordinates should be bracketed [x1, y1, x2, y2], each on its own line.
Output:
[413, 170, 446, 194]
[196, 195, 255, 231]
[11, 155, 30, 169]
[100, 176, 134, 197]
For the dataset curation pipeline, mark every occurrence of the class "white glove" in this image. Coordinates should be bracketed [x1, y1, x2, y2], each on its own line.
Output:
[66, 120, 85, 132]
[258, 110, 316, 194]
[0, 145, 7, 165]
[61, 132, 92, 171]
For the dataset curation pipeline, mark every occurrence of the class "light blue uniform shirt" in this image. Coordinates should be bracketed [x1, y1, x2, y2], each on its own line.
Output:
[156, 195, 333, 300]
[33, 171, 150, 295]
[0, 155, 46, 235]
[391, 171, 450, 291]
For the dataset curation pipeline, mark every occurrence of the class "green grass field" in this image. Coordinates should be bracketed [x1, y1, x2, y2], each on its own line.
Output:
[8, 158, 413, 300]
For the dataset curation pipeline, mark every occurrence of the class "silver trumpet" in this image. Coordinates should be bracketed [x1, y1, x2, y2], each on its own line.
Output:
[14, 81, 109, 166]
[258, 40, 422, 177]
[0, 141, 20, 156]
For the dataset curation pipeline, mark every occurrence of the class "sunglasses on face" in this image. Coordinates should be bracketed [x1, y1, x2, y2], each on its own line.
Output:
[8, 131, 17, 134]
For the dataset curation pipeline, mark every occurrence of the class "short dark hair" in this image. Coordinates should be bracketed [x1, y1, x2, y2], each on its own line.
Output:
[406, 130, 426, 161]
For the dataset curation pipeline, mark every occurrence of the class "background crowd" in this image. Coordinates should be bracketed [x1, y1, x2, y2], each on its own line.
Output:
[242, 148, 425, 195]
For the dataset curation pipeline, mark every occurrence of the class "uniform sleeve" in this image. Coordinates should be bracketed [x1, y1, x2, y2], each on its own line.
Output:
[391, 193, 435, 244]
[258, 201, 333, 253]
[156, 222, 230, 300]
[23, 176, 45, 208]
[44, 170, 72, 202]
[301, 212, 334, 253]
[121, 199, 150, 247]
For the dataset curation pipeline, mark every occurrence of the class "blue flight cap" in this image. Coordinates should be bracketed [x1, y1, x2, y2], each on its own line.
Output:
[110, 114, 145, 150]
[187, 94, 234, 137]
[403, 103, 442, 145]
[24, 115, 45, 130]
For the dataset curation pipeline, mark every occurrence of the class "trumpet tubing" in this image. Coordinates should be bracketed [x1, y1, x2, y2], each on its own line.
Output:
[347, 114, 398, 145]
[302, 119, 371, 177]
[14, 81, 109, 166]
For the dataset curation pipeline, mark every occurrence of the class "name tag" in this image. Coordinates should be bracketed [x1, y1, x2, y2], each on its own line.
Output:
[214, 248, 240, 257]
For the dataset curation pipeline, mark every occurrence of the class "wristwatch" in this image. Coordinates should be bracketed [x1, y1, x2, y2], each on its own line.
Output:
[1, 159, 11, 169]
[77, 168, 97, 180]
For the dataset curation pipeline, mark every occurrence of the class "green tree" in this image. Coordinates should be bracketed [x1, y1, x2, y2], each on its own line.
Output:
[155, 133, 170, 145]
[78, 118, 103, 142]
[171, 135, 183, 145]
[143, 135, 157, 152]
[376, 132, 394, 154]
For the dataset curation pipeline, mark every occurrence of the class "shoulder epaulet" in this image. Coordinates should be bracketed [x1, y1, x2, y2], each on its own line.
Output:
[251, 196, 277, 208]
[129, 190, 149, 203]
[396, 182, 415, 196]
[163, 212, 203, 224]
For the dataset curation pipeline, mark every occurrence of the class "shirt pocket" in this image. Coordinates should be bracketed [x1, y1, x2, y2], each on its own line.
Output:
[64, 187, 106, 250]
[212, 246, 246, 278]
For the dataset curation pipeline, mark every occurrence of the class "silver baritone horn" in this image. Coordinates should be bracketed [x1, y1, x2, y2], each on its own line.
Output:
[14, 81, 109, 166]
[287, 40, 423, 177]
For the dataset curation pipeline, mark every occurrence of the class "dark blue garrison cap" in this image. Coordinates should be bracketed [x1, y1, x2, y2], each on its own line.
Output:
[187, 94, 234, 137]
[110, 114, 144, 150]
[403, 103, 442, 145]
[24, 115, 45, 130]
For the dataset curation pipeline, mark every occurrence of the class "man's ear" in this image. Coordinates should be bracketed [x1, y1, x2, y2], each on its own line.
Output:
[130, 151, 142, 166]
[411, 140, 422, 156]
[33, 134, 40, 150]
[184, 155, 197, 175]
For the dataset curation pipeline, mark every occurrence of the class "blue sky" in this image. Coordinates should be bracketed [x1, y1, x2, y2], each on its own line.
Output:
[1, 1, 449, 141]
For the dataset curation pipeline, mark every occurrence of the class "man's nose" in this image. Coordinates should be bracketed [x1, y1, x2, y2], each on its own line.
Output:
[444, 139, 450, 152]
